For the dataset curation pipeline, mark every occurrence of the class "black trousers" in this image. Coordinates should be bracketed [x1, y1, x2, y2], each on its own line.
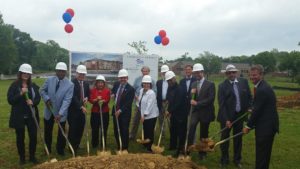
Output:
[90, 112, 109, 148]
[15, 118, 37, 160]
[44, 115, 66, 154]
[143, 117, 157, 151]
[68, 113, 85, 153]
[113, 114, 131, 150]
[188, 113, 210, 155]
[169, 116, 187, 151]
[220, 120, 243, 164]
[255, 135, 275, 169]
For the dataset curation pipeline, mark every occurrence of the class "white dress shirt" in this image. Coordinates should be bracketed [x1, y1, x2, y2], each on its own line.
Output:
[138, 89, 159, 120]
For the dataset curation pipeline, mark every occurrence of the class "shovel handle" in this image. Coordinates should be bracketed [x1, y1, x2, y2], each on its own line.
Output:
[99, 102, 106, 151]
[114, 102, 123, 151]
[214, 131, 244, 148]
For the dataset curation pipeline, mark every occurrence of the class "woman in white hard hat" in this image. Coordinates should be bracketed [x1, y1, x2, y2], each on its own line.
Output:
[89, 75, 111, 148]
[7, 63, 41, 165]
[139, 75, 159, 152]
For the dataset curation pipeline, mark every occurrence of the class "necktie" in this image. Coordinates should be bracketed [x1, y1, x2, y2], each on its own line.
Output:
[253, 87, 256, 97]
[55, 80, 60, 93]
[233, 82, 241, 112]
[80, 81, 84, 101]
[116, 85, 124, 109]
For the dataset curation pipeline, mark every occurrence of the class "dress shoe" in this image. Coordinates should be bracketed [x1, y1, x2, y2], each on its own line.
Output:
[234, 162, 242, 169]
[29, 157, 38, 164]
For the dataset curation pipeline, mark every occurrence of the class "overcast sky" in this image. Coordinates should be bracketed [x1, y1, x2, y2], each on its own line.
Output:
[1, 0, 300, 59]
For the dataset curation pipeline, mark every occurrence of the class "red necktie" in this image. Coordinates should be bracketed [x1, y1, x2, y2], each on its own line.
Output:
[253, 87, 256, 97]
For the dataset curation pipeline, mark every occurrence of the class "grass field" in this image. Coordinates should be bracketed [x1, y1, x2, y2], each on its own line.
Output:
[0, 76, 299, 169]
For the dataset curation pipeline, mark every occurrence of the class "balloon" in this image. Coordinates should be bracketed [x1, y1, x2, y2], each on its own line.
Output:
[66, 8, 75, 17]
[62, 12, 72, 23]
[154, 35, 162, 44]
[161, 37, 169, 46]
[64, 24, 73, 33]
[159, 30, 166, 38]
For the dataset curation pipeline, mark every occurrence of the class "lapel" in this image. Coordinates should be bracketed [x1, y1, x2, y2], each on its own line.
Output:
[198, 80, 207, 96]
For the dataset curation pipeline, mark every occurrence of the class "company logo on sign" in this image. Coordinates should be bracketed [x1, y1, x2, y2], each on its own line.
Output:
[136, 58, 144, 65]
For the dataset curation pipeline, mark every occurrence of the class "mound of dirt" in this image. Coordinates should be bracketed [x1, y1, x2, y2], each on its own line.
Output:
[277, 92, 300, 109]
[33, 153, 206, 169]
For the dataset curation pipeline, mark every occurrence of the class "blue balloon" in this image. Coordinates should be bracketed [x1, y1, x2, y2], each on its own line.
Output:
[154, 35, 162, 44]
[62, 12, 72, 23]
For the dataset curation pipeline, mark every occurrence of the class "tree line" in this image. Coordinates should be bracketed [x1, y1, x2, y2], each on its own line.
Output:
[0, 13, 68, 75]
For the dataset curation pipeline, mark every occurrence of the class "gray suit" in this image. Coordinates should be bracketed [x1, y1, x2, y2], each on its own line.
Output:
[40, 76, 74, 122]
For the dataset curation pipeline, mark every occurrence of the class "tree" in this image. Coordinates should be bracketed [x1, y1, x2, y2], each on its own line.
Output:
[195, 51, 222, 78]
[174, 52, 193, 62]
[128, 41, 148, 54]
[279, 51, 300, 82]
[0, 16, 17, 74]
[251, 51, 277, 74]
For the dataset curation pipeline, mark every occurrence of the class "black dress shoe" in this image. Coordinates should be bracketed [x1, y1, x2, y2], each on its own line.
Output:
[19, 159, 26, 165]
[29, 157, 38, 164]
[57, 151, 65, 156]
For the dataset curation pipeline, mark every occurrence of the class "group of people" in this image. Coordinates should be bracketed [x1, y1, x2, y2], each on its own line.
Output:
[7, 61, 279, 169]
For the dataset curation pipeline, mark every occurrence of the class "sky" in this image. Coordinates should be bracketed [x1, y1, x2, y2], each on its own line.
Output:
[1, 0, 300, 60]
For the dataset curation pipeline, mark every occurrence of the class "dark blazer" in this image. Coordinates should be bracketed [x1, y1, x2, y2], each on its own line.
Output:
[217, 78, 252, 123]
[167, 82, 187, 120]
[156, 79, 164, 111]
[68, 79, 90, 119]
[111, 82, 135, 117]
[247, 80, 279, 137]
[191, 80, 216, 123]
[7, 81, 41, 129]
[179, 76, 197, 113]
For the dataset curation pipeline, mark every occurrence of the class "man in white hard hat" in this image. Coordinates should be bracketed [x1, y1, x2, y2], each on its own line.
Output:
[40, 62, 74, 155]
[156, 64, 169, 138]
[129, 66, 156, 140]
[111, 69, 134, 151]
[188, 63, 216, 160]
[217, 64, 252, 168]
[67, 65, 90, 154]
[164, 71, 187, 156]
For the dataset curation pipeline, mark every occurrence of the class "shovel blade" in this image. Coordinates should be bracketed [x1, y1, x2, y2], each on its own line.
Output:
[151, 145, 164, 154]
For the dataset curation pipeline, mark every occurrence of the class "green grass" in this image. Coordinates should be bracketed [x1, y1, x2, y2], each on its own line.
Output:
[0, 77, 299, 169]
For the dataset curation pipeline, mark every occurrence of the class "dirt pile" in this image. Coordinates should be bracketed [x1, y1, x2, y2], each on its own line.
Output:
[277, 92, 300, 109]
[33, 153, 206, 169]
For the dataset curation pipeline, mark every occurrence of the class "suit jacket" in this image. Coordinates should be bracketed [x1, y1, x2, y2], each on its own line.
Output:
[179, 76, 197, 113]
[40, 76, 74, 122]
[191, 79, 216, 123]
[167, 82, 187, 120]
[156, 79, 164, 111]
[111, 82, 134, 117]
[217, 78, 252, 123]
[247, 80, 279, 137]
[68, 79, 90, 120]
[7, 81, 41, 129]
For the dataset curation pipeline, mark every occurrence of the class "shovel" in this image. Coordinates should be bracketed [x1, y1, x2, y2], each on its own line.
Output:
[136, 122, 151, 144]
[114, 103, 128, 155]
[84, 105, 90, 156]
[209, 112, 250, 140]
[25, 93, 58, 163]
[97, 102, 111, 156]
[151, 115, 166, 154]
[48, 105, 75, 158]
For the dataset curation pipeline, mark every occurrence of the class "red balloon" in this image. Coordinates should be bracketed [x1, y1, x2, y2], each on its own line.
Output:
[66, 8, 75, 17]
[159, 30, 166, 38]
[161, 37, 169, 46]
[64, 24, 73, 33]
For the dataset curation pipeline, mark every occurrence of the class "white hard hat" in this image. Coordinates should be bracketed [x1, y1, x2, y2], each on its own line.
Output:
[225, 64, 238, 72]
[160, 65, 169, 73]
[55, 62, 68, 71]
[76, 65, 87, 74]
[165, 71, 176, 81]
[96, 75, 106, 81]
[142, 75, 152, 83]
[118, 69, 128, 77]
[19, 63, 32, 74]
[193, 63, 204, 72]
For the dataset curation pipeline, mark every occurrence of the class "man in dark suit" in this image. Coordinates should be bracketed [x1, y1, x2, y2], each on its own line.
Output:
[67, 65, 90, 154]
[217, 64, 252, 168]
[188, 63, 215, 160]
[165, 71, 187, 157]
[243, 65, 279, 169]
[112, 69, 135, 151]
[156, 65, 169, 138]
